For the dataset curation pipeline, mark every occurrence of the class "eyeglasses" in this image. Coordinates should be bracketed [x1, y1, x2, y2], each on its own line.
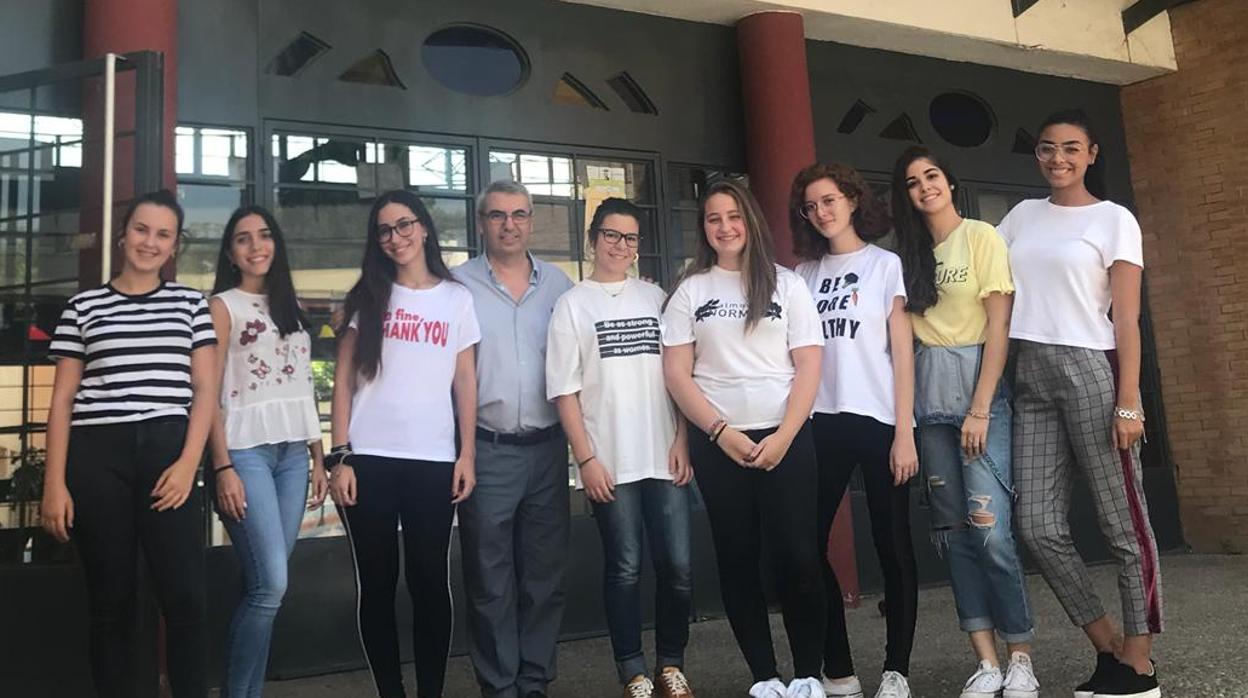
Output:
[1035, 142, 1087, 162]
[378, 218, 420, 244]
[798, 194, 848, 220]
[597, 229, 641, 249]
[485, 209, 532, 225]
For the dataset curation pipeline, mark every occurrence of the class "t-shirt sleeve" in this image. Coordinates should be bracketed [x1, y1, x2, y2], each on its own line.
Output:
[660, 281, 695, 346]
[1093, 207, 1144, 269]
[784, 274, 824, 349]
[457, 290, 482, 351]
[883, 254, 908, 310]
[48, 298, 84, 361]
[973, 224, 1015, 298]
[544, 295, 582, 399]
[996, 205, 1016, 244]
[190, 296, 217, 349]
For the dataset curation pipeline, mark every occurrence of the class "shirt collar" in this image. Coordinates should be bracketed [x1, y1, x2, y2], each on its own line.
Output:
[484, 250, 540, 287]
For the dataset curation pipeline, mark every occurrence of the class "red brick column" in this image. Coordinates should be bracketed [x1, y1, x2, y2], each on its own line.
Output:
[1121, 0, 1248, 553]
[738, 11, 861, 603]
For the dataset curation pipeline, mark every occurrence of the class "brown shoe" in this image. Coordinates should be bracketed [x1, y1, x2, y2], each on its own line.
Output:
[654, 666, 694, 697]
[624, 674, 655, 698]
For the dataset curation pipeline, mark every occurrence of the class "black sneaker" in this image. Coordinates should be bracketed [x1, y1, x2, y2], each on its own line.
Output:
[1092, 658, 1160, 698]
[1074, 652, 1116, 698]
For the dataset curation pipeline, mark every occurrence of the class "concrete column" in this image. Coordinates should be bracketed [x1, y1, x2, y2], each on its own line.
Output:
[736, 11, 860, 605]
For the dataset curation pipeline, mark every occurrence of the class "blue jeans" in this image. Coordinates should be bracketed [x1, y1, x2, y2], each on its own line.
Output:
[915, 344, 1033, 643]
[920, 405, 1034, 641]
[591, 478, 693, 684]
[219, 441, 310, 697]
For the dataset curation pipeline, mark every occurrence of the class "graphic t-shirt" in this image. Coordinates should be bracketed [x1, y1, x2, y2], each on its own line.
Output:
[49, 282, 217, 426]
[796, 244, 907, 425]
[997, 198, 1143, 350]
[909, 219, 1014, 347]
[546, 278, 678, 488]
[661, 265, 823, 430]
[348, 281, 481, 462]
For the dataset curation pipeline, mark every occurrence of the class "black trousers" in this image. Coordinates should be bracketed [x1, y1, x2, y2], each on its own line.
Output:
[340, 455, 456, 698]
[689, 420, 826, 682]
[66, 416, 207, 698]
[813, 412, 918, 678]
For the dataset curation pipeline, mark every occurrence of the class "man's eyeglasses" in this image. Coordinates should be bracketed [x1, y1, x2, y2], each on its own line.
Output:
[1035, 142, 1087, 162]
[597, 229, 641, 249]
[485, 209, 532, 225]
[378, 218, 420, 244]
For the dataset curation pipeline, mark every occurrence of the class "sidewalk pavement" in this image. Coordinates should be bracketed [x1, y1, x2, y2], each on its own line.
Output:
[261, 553, 1243, 697]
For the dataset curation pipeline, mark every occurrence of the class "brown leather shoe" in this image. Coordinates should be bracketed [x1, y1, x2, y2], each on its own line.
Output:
[654, 666, 694, 698]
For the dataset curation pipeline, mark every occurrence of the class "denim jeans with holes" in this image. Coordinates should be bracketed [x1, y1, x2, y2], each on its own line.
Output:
[915, 343, 1034, 642]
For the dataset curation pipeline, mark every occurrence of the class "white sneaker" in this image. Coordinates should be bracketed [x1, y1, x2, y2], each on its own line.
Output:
[874, 671, 911, 698]
[822, 674, 865, 698]
[750, 678, 789, 698]
[625, 675, 655, 698]
[787, 677, 824, 698]
[1002, 652, 1040, 698]
[960, 660, 1003, 698]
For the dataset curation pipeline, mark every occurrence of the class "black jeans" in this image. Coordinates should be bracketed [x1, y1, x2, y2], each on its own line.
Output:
[66, 416, 207, 698]
[339, 455, 456, 698]
[812, 412, 918, 678]
[689, 420, 826, 682]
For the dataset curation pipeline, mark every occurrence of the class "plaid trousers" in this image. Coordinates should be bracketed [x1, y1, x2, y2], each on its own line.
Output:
[1013, 340, 1163, 636]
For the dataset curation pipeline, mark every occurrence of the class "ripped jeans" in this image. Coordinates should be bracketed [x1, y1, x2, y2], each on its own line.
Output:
[915, 343, 1033, 643]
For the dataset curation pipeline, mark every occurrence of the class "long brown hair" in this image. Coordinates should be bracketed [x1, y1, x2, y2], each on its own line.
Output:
[664, 179, 776, 332]
[789, 162, 892, 261]
[341, 190, 457, 382]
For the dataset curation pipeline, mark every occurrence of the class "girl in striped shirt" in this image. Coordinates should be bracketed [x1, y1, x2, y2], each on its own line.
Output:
[41, 190, 218, 698]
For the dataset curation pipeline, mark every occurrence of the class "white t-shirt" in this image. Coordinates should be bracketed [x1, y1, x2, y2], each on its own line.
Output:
[796, 244, 907, 425]
[661, 265, 823, 430]
[997, 198, 1143, 350]
[348, 281, 481, 462]
[546, 278, 678, 488]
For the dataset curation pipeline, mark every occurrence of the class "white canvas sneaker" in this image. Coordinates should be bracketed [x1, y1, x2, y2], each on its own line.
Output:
[1003, 652, 1040, 698]
[786, 677, 825, 698]
[874, 671, 911, 698]
[822, 674, 865, 698]
[960, 660, 1003, 698]
[750, 678, 789, 698]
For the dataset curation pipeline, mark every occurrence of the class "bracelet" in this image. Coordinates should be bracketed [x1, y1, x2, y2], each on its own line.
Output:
[213, 464, 235, 475]
[965, 410, 991, 420]
[576, 454, 596, 468]
[324, 444, 353, 470]
[710, 422, 728, 444]
[706, 417, 726, 438]
[1114, 406, 1145, 422]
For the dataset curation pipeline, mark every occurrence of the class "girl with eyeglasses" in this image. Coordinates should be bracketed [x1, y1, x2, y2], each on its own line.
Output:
[546, 197, 696, 698]
[662, 179, 827, 698]
[327, 190, 480, 698]
[1001, 110, 1162, 698]
[790, 163, 918, 698]
[890, 146, 1039, 698]
[206, 205, 328, 697]
[41, 190, 216, 697]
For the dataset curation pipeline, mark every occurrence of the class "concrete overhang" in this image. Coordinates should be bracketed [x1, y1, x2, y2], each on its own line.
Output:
[559, 0, 1178, 85]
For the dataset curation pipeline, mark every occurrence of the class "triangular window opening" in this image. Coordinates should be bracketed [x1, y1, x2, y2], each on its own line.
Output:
[837, 99, 876, 135]
[879, 113, 922, 142]
[339, 50, 407, 89]
[267, 31, 331, 77]
[553, 73, 608, 110]
[606, 71, 658, 115]
[1012, 127, 1038, 155]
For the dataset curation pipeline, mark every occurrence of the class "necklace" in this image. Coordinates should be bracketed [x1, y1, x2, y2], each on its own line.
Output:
[591, 279, 627, 297]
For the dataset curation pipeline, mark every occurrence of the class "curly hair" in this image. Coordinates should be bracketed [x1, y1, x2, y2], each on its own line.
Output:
[789, 162, 892, 261]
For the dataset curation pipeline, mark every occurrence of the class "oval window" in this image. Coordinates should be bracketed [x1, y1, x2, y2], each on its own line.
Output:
[929, 92, 995, 148]
[421, 25, 529, 97]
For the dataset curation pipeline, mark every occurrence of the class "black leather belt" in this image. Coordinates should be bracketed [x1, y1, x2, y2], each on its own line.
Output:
[475, 424, 563, 446]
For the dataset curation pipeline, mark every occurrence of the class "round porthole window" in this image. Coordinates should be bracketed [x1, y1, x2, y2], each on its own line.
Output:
[421, 24, 529, 97]
[929, 92, 996, 148]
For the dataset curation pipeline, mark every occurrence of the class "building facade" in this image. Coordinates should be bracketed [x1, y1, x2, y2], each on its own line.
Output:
[0, 0, 1234, 693]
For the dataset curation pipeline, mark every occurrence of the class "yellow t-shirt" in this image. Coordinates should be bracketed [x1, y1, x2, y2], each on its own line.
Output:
[910, 219, 1014, 347]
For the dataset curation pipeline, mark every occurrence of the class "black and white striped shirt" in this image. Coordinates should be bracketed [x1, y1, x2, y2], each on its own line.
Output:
[49, 282, 217, 426]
